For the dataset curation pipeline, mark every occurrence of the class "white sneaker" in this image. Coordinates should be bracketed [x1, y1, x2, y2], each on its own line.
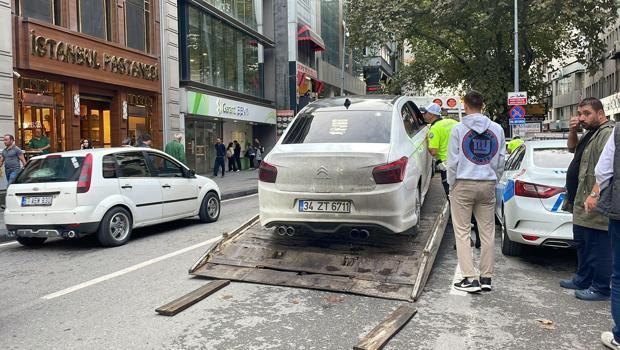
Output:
[602, 332, 620, 349]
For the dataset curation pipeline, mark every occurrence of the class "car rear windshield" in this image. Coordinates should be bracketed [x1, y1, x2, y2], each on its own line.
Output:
[14, 156, 85, 184]
[281, 111, 392, 144]
[533, 148, 574, 169]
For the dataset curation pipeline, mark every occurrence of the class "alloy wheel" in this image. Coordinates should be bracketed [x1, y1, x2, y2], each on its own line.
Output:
[207, 196, 220, 219]
[109, 212, 130, 241]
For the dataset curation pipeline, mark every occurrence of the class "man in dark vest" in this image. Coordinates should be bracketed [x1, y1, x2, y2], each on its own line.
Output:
[588, 123, 620, 349]
[560, 98, 614, 301]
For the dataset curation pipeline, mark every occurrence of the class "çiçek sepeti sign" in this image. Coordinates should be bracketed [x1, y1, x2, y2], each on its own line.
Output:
[30, 30, 159, 81]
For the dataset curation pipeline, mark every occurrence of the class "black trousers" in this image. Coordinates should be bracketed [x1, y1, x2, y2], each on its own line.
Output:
[213, 156, 226, 176]
[234, 155, 241, 170]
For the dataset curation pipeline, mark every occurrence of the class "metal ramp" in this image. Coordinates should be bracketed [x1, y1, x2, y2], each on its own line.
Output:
[189, 177, 449, 301]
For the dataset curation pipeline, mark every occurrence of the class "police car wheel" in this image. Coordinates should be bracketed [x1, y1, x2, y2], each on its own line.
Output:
[500, 207, 522, 256]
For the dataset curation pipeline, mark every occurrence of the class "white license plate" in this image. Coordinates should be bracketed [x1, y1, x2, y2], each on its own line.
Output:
[298, 200, 351, 213]
[21, 196, 53, 206]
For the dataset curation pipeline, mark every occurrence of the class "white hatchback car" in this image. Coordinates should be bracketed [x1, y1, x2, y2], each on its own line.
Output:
[5, 148, 220, 247]
[495, 140, 574, 256]
[259, 96, 433, 237]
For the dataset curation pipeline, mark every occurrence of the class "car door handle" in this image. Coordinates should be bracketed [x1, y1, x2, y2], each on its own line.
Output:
[162, 184, 171, 188]
[121, 185, 132, 189]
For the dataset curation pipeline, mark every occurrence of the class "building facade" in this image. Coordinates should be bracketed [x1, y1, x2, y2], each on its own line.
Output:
[11, 0, 163, 154]
[362, 42, 403, 94]
[177, 0, 276, 174]
[547, 60, 585, 131]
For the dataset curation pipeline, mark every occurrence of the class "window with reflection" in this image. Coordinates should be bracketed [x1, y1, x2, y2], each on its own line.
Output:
[78, 0, 112, 40]
[18, 0, 62, 25]
[126, 0, 150, 52]
[204, 0, 261, 30]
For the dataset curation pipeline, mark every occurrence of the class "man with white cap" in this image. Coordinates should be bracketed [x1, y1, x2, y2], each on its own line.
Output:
[422, 102, 458, 195]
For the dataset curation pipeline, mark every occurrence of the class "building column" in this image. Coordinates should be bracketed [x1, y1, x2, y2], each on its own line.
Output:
[161, 0, 181, 144]
[0, 0, 13, 138]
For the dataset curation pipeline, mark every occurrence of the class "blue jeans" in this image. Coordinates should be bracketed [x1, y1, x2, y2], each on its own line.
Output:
[5, 168, 19, 184]
[610, 219, 620, 341]
[213, 157, 225, 177]
[573, 224, 612, 295]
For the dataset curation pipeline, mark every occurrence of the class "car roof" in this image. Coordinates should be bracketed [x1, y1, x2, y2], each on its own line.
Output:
[301, 95, 400, 113]
[29, 147, 166, 160]
[524, 139, 568, 149]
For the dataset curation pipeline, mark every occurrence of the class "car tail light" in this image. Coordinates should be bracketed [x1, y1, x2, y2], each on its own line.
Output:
[77, 153, 93, 194]
[373, 157, 408, 184]
[514, 180, 564, 199]
[259, 161, 278, 183]
[522, 234, 539, 241]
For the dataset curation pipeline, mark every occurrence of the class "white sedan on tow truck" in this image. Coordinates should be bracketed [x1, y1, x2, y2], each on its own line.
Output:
[495, 140, 574, 256]
[5, 148, 220, 247]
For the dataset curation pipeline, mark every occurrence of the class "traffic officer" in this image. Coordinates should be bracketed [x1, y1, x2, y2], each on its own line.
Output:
[423, 102, 458, 196]
[507, 135, 524, 154]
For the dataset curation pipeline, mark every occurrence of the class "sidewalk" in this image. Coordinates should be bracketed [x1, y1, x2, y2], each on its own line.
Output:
[0, 170, 258, 243]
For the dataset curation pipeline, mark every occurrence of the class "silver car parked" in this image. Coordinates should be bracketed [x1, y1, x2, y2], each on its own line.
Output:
[258, 95, 434, 236]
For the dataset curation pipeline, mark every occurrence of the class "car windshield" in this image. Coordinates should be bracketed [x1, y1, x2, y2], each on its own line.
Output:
[14, 156, 85, 183]
[281, 110, 392, 144]
[533, 148, 573, 169]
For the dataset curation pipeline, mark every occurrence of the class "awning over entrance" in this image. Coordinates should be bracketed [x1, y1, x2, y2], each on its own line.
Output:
[297, 24, 326, 52]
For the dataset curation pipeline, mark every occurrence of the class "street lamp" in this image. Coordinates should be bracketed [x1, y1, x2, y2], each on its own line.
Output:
[341, 21, 349, 96]
[514, 0, 519, 92]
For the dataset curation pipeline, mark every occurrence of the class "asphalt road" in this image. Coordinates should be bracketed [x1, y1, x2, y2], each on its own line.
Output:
[0, 194, 613, 349]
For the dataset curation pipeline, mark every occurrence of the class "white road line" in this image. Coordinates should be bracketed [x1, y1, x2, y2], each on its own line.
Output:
[222, 193, 258, 203]
[0, 241, 19, 247]
[41, 235, 223, 300]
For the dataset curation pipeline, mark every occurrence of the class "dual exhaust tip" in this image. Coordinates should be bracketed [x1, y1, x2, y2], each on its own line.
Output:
[349, 229, 370, 240]
[276, 226, 296, 237]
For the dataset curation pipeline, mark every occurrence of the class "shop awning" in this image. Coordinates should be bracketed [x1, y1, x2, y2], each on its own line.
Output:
[297, 25, 326, 52]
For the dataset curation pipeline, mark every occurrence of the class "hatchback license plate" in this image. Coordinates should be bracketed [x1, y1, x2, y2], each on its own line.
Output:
[21, 196, 53, 206]
[298, 200, 351, 213]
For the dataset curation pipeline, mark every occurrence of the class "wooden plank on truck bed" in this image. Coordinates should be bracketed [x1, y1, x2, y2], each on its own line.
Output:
[155, 280, 230, 316]
[353, 305, 417, 350]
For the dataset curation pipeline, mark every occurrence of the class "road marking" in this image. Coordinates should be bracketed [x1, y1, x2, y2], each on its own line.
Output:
[0, 241, 19, 247]
[41, 235, 223, 300]
[222, 193, 257, 203]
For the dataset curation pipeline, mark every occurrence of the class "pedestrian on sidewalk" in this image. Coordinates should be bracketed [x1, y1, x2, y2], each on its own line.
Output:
[254, 138, 264, 168]
[226, 142, 236, 172]
[246, 144, 256, 169]
[0, 134, 27, 184]
[560, 97, 614, 301]
[447, 90, 506, 293]
[121, 137, 133, 147]
[233, 140, 241, 171]
[588, 123, 620, 349]
[80, 139, 93, 149]
[136, 133, 153, 148]
[165, 133, 186, 164]
[213, 138, 226, 177]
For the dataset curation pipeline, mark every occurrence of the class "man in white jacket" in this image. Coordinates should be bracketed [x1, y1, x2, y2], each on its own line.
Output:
[447, 90, 506, 293]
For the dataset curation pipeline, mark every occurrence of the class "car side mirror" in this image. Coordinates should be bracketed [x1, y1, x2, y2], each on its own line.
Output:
[183, 168, 196, 178]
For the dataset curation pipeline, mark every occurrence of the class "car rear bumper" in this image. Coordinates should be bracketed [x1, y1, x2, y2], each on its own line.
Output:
[258, 182, 416, 234]
[6, 222, 100, 238]
[506, 211, 573, 246]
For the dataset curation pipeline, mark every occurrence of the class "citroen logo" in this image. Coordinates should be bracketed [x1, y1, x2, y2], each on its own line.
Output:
[315, 166, 330, 179]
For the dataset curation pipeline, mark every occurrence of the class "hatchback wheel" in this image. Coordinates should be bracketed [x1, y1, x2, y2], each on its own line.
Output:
[501, 208, 522, 256]
[199, 192, 220, 223]
[16, 237, 47, 247]
[97, 207, 133, 247]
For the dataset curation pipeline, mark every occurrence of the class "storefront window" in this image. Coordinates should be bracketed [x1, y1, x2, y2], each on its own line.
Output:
[205, 0, 261, 30]
[78, 0, 112, 40]
[17, 78, 66, 157]
[186, 6, 264, 98]
[18, 0, 62, 25]
[127, 94, 153, 145]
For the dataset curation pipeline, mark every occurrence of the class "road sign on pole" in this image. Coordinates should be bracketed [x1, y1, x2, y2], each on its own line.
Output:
[509, 105, 526, 125]
[508, 91, 528, 106]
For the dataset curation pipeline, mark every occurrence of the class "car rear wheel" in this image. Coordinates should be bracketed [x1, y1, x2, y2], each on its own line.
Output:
[97, 207, 132, 247]
[199, 192, 220, 223]
[403, 186, 422, 235]
[16, 237, 47, 246]
[501, 207, 522, 256]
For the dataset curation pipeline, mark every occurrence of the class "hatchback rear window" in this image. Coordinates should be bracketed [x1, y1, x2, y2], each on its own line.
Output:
[282, 111, 391, 144]
[14, 156, 85, 184]
[533, 148, 573, 168]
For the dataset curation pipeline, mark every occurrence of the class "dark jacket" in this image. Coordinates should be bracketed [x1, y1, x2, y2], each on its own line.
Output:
[234, 143, 241, 157]
[215, 143, 226, 157]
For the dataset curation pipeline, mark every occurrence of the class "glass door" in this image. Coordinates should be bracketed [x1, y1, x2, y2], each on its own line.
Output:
[79, 98, 111, 148]
[185, 118, 220, 175]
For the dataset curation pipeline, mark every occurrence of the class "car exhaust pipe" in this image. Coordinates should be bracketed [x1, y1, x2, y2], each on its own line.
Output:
[276, 226, 287, 236]
[350, 229, 360, 239]
[286, 226, 295, 237]
[67, 231, 76, 239]
[359, 229, 370, 239]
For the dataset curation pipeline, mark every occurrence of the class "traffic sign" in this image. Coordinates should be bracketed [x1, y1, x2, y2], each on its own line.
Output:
[508, 91, 528, 106]
[509, 105, 526, 125]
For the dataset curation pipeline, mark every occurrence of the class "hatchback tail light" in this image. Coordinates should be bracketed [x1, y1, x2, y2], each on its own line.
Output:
[259, 161, 278, 183]
[514, 180, 564, 199]
[77, 153, 93, 194]
[372, 157, 408, 184]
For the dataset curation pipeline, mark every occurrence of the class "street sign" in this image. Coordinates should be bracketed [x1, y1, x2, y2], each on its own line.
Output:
[508, 91, 528, 106]
[509, 105, 526, 125]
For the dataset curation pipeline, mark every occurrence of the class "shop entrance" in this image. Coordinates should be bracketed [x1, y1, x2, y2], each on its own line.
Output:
[79, 96, 112, 148]
[185, 118, 220, 174]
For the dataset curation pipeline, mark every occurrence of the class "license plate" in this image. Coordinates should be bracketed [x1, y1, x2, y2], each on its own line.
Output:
[21, 196, 53, 206]
[298, 200, 351, 213]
